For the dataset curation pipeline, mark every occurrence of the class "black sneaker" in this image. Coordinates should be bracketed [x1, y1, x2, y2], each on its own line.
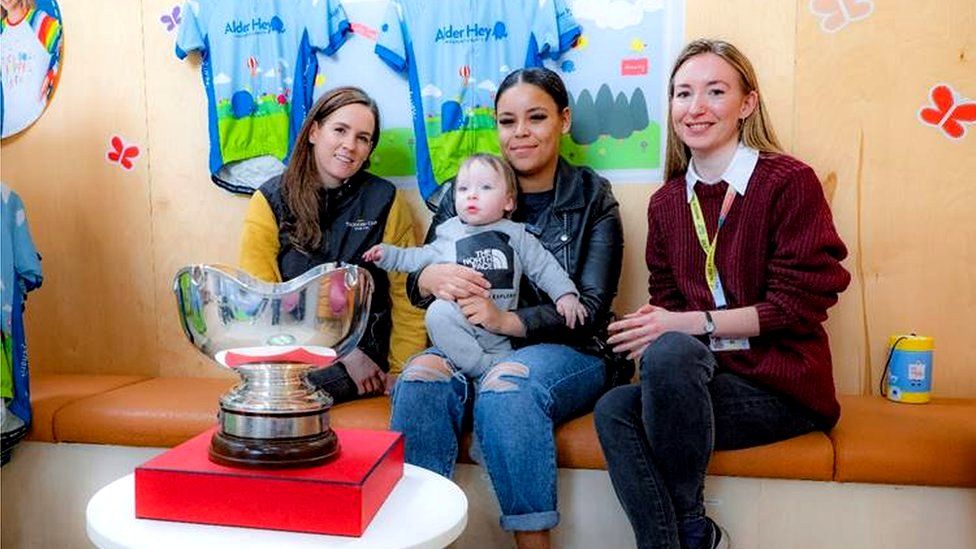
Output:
[700, 517, 730, 549]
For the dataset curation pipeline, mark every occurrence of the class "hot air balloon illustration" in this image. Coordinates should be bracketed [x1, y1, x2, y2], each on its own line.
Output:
[459, 64, 471, 86]
[246, 56, 259, 78]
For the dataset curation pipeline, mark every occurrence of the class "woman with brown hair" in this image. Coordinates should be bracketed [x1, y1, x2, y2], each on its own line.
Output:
[594, 39, 850, 549]
[239, 86, 425, 403]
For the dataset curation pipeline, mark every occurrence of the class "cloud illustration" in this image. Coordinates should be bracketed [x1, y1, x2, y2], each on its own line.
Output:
[213, 73, 231, 85]
[421, 84, 443, 98]
[572, 0, 664, 29]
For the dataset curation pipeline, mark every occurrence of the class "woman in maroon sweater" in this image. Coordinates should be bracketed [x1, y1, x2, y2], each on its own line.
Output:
[593, 39, 850, 549]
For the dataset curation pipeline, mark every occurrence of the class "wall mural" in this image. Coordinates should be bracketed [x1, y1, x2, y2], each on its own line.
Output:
[0, 0, 64, 139]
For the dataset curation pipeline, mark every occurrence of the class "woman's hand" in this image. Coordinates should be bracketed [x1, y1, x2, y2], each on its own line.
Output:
[418, 264, 491, 301]
[607, 304, 704, 360]
[342, 348, 388, 395]
[458, 296, 526, 337]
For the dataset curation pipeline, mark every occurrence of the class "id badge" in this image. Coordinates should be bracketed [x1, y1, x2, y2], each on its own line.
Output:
[709, 336, 750, 352]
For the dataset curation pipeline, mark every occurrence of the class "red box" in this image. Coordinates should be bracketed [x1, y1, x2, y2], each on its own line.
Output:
[135, 427, 403, 536]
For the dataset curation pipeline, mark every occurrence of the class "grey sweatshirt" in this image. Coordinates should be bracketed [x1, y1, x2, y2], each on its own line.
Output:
[375, 217, 578, 310]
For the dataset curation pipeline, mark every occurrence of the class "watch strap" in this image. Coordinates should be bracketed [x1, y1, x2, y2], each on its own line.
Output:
[703, 311, 716, 335]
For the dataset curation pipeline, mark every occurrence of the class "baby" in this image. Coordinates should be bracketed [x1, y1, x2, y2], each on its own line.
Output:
[363, 153, 585, 377]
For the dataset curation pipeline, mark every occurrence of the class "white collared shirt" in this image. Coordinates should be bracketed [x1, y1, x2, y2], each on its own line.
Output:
[685, 143, 760, 202]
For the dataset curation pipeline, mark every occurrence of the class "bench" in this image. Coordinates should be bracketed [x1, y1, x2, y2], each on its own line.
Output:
[5, 374, 976, 548]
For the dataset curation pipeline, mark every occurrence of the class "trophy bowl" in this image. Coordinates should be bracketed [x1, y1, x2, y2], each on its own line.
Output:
[173, 263, 373, 468]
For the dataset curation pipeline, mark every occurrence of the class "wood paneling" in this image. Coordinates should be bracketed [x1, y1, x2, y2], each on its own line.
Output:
[4, 0, 157, 375]
[794, 0, 976, 396]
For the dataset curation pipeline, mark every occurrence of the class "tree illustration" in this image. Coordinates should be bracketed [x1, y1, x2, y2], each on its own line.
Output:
[629, 88, 650, 131]
[571, 90, 600, 145]
[594, 84, 614, 135]
[608, 92, 633, 139]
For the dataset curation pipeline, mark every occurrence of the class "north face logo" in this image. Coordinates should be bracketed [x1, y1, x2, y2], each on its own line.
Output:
[456, 231, 514, 290]
[462, 248, 509, 271]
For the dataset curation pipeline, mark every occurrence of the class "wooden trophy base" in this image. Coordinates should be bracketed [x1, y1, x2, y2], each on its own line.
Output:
[209, 428, 340, 469]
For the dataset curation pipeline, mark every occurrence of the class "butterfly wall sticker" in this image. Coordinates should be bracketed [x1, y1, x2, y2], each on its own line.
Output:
[106, 135, 141, 170]
[809, 0, 874, 33]
[918, 84, 976, 140]
[160, 5, 181, 32]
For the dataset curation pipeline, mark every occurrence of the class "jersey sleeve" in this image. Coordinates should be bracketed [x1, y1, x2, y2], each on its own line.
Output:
[375, 0, 408, 72]
[238, 190, 283, 283]
[530, 0, 581, 64]
[10, 193, 42, 292]
[175, 1, 207, 59]
[381, 192, 427, 374]
[31, 11, 61, 55]
[306, 0, 350, 55]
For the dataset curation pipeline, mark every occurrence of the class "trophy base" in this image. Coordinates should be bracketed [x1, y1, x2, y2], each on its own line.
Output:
[209, 429, 340, 469]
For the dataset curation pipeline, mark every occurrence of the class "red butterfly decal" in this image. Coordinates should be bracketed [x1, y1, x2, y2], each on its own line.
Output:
[918, 84, 976, 140]
[106, 135, 141, 170]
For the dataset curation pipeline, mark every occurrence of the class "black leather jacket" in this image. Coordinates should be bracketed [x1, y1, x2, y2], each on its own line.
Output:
[407, 158, 624, 354]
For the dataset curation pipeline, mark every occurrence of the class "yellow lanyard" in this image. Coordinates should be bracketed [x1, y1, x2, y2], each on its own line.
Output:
[690, 185, 737, 307]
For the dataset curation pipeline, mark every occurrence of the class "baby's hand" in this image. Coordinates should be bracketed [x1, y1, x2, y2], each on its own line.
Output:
[362, 245, 384, 263]
[556, 293, 587, 329]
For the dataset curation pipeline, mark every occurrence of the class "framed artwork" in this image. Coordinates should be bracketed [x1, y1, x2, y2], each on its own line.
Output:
[1, 0, 64, 139]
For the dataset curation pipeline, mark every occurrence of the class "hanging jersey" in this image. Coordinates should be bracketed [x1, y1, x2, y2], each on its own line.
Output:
[0, 8, 61, 137]
[375, 0, 580, 200]
[1, 184, 42, 423]
[175, 0, 350, 194]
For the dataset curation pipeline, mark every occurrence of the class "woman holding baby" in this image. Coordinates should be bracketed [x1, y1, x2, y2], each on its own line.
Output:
[391, 67, 625, 549]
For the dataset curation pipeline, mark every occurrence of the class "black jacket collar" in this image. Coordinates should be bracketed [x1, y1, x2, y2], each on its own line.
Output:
[552, 157, 585, 212]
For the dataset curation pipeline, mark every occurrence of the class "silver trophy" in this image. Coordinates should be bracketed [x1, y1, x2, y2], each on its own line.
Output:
[173, 263, 373, 468]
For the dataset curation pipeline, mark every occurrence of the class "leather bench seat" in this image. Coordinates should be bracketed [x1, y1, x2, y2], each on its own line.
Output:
[832, 395, 976, 487]
[27, 375, 976, 487]
[52, 377, 235, 447]
[27, 374, 150, 443]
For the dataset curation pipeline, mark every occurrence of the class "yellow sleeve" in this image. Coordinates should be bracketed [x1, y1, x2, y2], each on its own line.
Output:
[383, 192, 428, 374]
[238, 191, 283, 283]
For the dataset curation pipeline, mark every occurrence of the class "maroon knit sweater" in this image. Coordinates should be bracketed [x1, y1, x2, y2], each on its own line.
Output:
[647, 153, 850, 426]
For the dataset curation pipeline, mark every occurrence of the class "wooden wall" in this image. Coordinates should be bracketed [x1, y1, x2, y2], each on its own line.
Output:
[2, 0, 973, 396]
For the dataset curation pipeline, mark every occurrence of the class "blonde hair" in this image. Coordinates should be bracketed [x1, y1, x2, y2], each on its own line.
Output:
[457, 153, 519, 218]
[283, 86, 380, 251]
[664, 39, 783, 181]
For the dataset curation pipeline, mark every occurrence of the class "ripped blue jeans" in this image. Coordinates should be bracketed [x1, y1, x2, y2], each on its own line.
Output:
[390, 343, 606, 532]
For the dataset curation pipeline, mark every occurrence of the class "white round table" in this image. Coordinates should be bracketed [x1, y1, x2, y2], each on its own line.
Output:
[86, 464, 467, 549]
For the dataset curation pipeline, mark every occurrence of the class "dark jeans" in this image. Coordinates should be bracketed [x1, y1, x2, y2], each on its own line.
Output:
[594, 332, 819, 549]
[307, 362, 360, 404]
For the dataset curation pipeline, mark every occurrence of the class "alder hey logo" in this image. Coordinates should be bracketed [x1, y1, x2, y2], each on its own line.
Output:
[434, 21, 508, 44]
[456, 232, 515, 290]
[225, 15, 286, 36]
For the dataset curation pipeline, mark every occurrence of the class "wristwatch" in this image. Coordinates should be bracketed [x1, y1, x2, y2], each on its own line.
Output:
[702, 311, 716, 336]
